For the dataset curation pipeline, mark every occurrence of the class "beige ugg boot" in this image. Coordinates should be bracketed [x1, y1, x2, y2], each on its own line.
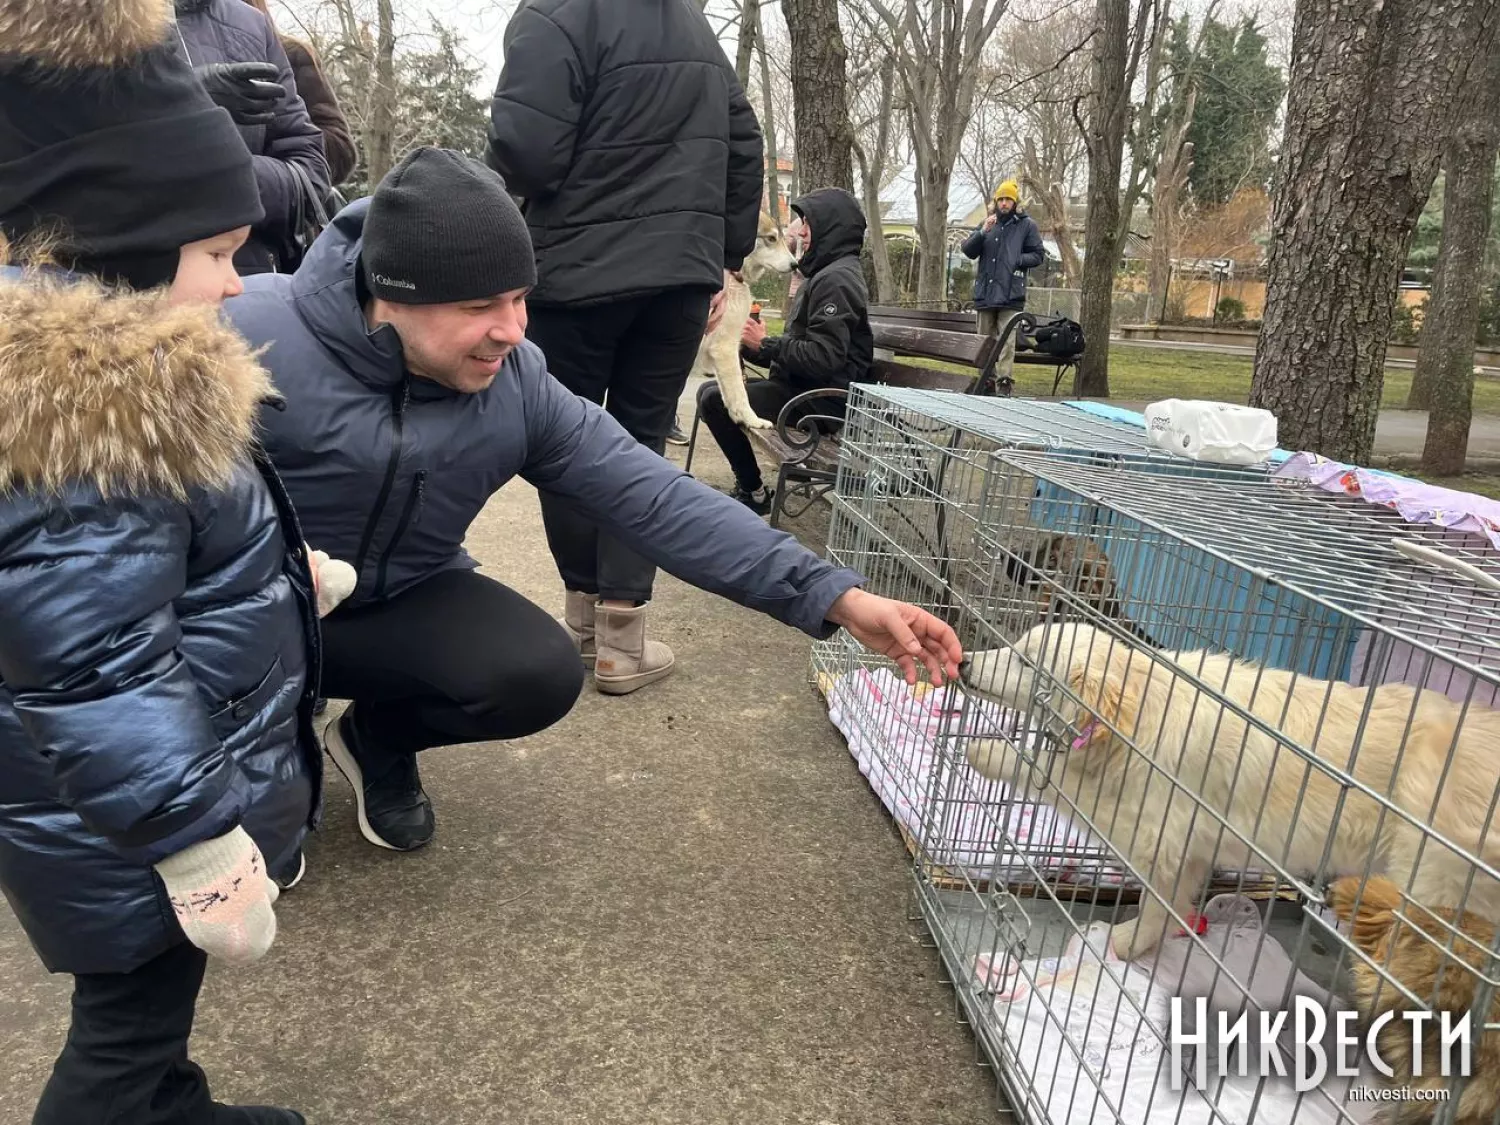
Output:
[593, 602, 675, 694]
[560, 590, 599, 668]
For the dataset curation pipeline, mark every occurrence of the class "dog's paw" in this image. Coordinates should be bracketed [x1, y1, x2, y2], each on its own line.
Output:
[735, 413, 774, 430]
[1108, 915, 1171, 962]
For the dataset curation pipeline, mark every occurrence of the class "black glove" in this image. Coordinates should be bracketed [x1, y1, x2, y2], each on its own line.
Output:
[194, 62, 282, 126]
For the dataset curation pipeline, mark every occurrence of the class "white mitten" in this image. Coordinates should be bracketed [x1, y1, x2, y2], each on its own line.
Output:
[307, 545, 357, 617]
[153, 825, 279, 964]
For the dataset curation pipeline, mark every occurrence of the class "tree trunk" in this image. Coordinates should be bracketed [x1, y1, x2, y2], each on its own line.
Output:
[735, 0, 757, 87]
[781, 0, 854, 194]
[1250, 0, 1500, 465]
[1416, 56, 1500, 473]
[1076, 0, 1133, 396]
[755, 3, 783, 228]
[914, 161, 956, 305]
[1148, 132, 1194, 323]
[855, 57, 898, 303]
[364, 0, 397, 186]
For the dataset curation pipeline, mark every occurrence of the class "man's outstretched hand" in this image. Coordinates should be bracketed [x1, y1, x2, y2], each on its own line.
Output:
[827, 588, 963, 686]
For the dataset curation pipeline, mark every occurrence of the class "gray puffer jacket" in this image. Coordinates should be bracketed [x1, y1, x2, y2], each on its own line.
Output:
[0, 271, 321, 976]
[226, 197, 864, 633]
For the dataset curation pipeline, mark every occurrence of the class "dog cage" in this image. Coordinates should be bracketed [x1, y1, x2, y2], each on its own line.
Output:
[814, 394, 1500, 1125]
[814, 387, 1275, 896]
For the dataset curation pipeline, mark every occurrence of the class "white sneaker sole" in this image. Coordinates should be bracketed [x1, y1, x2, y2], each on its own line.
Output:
[276, 851, 307, 890]
[323, 717, 402, 851]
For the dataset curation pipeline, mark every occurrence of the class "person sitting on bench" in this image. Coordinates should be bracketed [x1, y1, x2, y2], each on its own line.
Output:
[697, 187, 873, 516]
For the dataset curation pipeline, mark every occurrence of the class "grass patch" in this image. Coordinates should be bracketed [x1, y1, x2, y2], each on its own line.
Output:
[761, 323, 1500, 493]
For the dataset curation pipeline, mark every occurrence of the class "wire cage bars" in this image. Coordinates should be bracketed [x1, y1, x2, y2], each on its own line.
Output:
[814, 391, 1500, 1125]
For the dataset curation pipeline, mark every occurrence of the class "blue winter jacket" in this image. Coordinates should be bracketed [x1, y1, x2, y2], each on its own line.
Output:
[0, 272, 321, 976]
[226, 198, 864, 634]
[172, 0, 331, 274]
[962, 209, 1046, 311]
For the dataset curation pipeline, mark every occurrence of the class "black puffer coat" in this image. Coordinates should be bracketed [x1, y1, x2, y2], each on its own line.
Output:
[0, 271, 321, 975]
[484, 0, 764, 306]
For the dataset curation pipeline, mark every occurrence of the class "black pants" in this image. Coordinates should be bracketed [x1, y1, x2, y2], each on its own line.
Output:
[526, 288, 711, 603]
[696, 377, 799, 491]
[33, 941, 217, 1125]
[321, 567, 584, 759]
[696, 377, 846, 492]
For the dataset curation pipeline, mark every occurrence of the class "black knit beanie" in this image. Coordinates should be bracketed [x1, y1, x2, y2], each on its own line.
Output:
[0, 11, 264, 292]
[362, 147, 536, 305]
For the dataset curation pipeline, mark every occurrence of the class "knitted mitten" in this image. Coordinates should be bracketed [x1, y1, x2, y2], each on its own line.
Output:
[307, 546, 357, 617]
[153, 826, 279, 964]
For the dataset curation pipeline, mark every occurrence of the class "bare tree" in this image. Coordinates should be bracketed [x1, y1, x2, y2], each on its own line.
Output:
[1075, 0, 1159, 396]
[754, 0, 785, 229]
[735, 0, 757, 86]
[365, 0, 395, 185]
[1414, 48, 1500, 474]
[1249, 0, 1500, 464]
[998, 9, 1093, 287]
[1146, 15, 1212, 323]
[856, 0, 1011, 304]
[781, 0, 856, 193]
[852, 56, 901, 302]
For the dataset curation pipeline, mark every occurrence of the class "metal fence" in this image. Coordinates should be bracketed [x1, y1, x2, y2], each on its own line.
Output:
[814, 388, 1500, 1125]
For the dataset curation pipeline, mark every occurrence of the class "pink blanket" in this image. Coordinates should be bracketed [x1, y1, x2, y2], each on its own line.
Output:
[823, 667, 1132, 884]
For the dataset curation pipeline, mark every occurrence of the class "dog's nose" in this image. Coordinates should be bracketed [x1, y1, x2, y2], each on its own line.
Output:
[958, 657, 972, 678]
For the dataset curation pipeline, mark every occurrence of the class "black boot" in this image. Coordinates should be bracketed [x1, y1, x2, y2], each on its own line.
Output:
[323, 705, 435, 851]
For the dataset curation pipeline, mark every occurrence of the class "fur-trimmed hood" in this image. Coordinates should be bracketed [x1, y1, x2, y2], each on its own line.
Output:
[0, 272, 272, 499]
[0, 0, 173, 71]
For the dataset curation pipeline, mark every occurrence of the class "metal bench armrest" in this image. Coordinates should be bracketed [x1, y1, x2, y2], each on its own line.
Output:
[775, 388, 849, 467]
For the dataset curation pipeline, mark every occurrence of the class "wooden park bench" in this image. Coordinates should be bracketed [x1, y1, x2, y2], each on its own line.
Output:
[682, 316, 1002, 528]
[868, 305, 1086, 397]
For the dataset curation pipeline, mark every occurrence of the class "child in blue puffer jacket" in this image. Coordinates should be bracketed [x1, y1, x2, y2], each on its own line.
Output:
[0, 2, 347, 1121]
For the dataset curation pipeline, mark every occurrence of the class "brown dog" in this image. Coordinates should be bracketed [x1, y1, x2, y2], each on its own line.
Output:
[1329, 875, 1500, 1123]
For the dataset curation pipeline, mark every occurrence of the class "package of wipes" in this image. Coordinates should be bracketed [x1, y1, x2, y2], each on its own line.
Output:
[1144, 399, 1278, 465]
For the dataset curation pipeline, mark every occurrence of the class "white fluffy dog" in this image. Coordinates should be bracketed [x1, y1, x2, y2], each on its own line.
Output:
[961, 621, 1500, 960]
[693, 212, 797, 429]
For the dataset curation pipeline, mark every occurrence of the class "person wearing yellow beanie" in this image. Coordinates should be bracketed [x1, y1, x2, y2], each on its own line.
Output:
[962, 177, 1045, 387]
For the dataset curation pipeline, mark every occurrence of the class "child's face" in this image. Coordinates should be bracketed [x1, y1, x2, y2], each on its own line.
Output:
[169, 227, 250, 307]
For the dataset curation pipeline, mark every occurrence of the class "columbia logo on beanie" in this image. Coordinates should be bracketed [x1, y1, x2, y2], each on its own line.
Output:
[361, 147, 536, 305]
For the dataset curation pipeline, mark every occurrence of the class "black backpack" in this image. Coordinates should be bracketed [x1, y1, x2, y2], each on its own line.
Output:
[1024, 315, 1086, 358]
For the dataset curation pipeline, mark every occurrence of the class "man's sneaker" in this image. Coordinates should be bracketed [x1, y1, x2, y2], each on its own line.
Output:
[666, 422, 690, 446]
[730, 485, 774, 516]
[272, 849, 306, 891]
[323, 707, 435, 851]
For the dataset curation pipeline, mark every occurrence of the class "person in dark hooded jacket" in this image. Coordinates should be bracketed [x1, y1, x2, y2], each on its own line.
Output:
[172, 0, 332, 275]
[0, 2, 342, 1121]
[485, 0, 765, 692]
[698, 187, 874, 516]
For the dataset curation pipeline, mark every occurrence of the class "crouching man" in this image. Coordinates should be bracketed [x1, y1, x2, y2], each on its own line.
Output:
[227, 147, 962, 854]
